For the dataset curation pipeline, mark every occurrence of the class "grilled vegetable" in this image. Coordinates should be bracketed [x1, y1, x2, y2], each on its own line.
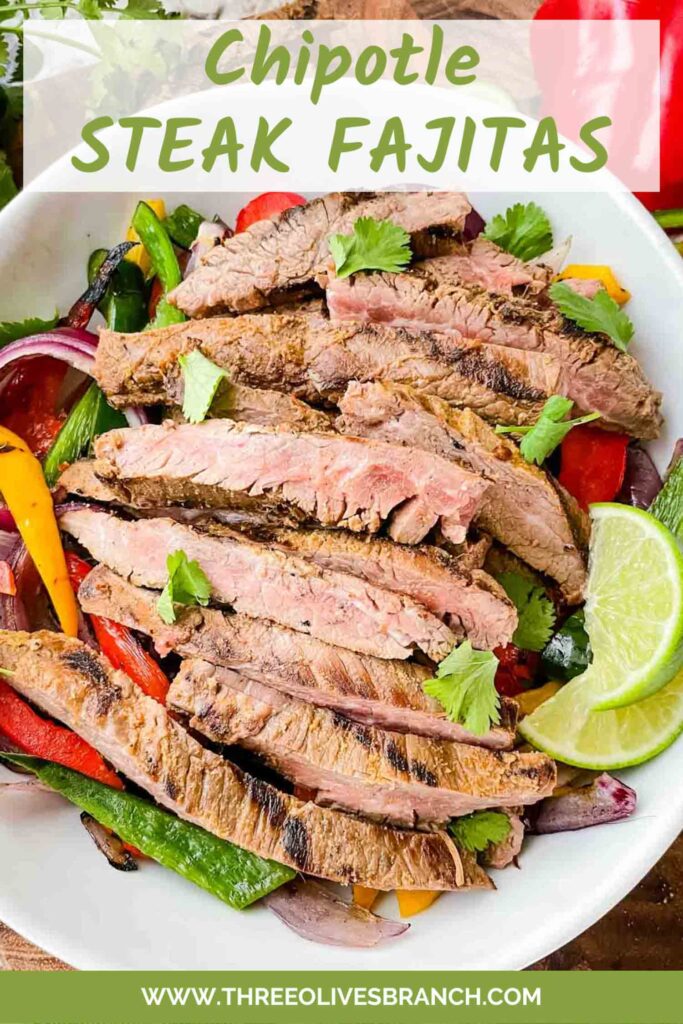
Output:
[235, 192, 306, 233]
[164, 204, 205, 250]
[650, 453, 683, 539]
[1, 754, 294, 910]
[529, 773, 636, 834]
[80, 812, 138, 871]
[396, 890, 440, 917]
[558, 424, 629, 509]
[88, 249, 148, 333]
[126, 198, 166, 276]
[43, 384, 126, 487]
[557, 264, 630, 304]
[130, 202, 185, 329]
[63, 243, 137, 331]
[0, 426, 78, 636]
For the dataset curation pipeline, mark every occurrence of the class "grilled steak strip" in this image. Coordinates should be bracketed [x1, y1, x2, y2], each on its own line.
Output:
[0, 630, 469, 889]
[83, 419, 488, 546]
[326, 257, 661, 439]
[170, 659, 555, 827]
[244, 525, 516, 650]
[94, 314, 557, 429]
[337, 382, 588, 602]
[207, 383, 332, 430]
[169, 191, 471, 317]
[79, 566, 518, 749]
[60, 510, 457, 661]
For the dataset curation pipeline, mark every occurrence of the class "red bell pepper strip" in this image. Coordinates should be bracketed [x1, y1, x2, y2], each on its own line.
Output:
[558, 425, 629, 510]
[235, 192, 307, 233]
[534, 0, 683, 213]
[494, 645, 541, 697]
[66, 553, 169, 704]
[1, 357, 67, 457]
[0, 561, 16, 597]
[0, 679, 122, 788]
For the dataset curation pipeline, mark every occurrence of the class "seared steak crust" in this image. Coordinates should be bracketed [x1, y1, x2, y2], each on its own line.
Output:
[79, 565, 518, 749]
[337, 382, 588, 602]
[94, 314, 555, 428]
[0, 631, 468, 889]
[169, 191, 471, 317]
[60, 510, 458, 661]
[170, 659, 555, 827]
[326, 257, 661, 439]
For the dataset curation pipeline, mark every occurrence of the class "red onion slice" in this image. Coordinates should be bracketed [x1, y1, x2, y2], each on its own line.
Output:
[530, 773, 636, 834]
[617, 445, 663, 509]
[264, 879, 409, 947]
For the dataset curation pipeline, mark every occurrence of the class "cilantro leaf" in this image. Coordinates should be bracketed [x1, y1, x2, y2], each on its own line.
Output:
[423, 641, 500, 737]
[0, 312, 58, 348]
[328, 217, 412, 279]
[449, 811, 511, 854]
[549, 281, 634, 352]
[497, 572, 555, 652]
[178, 349, 228, 424]
[482, 202, 553, 262]
[495, 395, 600, 466]
[156, 549, 211, 625]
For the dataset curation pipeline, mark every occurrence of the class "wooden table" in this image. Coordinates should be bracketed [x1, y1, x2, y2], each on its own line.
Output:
[1, 834, 680, 970]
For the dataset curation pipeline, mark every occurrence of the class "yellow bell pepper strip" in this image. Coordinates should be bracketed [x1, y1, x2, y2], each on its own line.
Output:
[352, 885, 380, 911]
[125, 198, 166, 277]
[396, 890, 441, 917]
[0, 425, 78, 637]
[515, 681, 562, 718]
[556, 265, 631, 305]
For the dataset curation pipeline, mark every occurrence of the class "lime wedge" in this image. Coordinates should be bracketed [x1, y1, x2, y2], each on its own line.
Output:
[519, 666, 683, 769]
[583, 503, 683, 710]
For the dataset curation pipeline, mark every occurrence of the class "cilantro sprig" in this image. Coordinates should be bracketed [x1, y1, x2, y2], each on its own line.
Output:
[0, 312, 59, 349]
[423, 641, 500, 737]
[497, 572, 555, 653]
[449, 811, 511, 854]
[495, 395, 600, 466]
[549, 281, 634, 352]
[328, 217, 412, 279]
[157, 550, 211, 625]
[178, 349, 229, 424]
[482, 202, 553, 262]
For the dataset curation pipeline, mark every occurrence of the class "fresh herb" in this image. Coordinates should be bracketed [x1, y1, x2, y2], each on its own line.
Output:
[328, 217, 412, 279]
[650, 458, 683, 540]
[549, 281, 635, 352]
[449, 810, 511, 854]
[482, 202, 553, 261]
[178, 349, 228, 424]
[0, 312, 59, 348]
[423, 641, 500, 737]
[541, 610, 591, 682]
[43, 383, 126, 487]
[157, 549, 211, 625]
[496, 395, 601, 466]
[164, 204, 205, 250]
[498, 572, 556, 653]
[0, 753, 293, 909]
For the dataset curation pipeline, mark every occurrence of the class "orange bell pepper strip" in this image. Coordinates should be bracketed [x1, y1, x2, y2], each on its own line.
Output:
[556, 265, 631, 305]
[352, 885, 380, 911]
[515, 681, 562, 718]
[0, 678, 122, 788]
[0, 426, 78, 637]
[396, 890, 441, 917]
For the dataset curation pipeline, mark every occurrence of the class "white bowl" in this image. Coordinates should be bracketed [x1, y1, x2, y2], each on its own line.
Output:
[1, 188, 682, 970]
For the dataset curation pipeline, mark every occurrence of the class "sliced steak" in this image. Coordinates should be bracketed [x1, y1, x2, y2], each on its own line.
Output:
[94, 314, 555, 429]
[480, 810, 525, 869]
[326, 258, 661, 439]
[207, 383, 332, 430]
[60, 510, 457, 661]
[404, 238, 551, 297]
[170, 659, 556, 827]
[79, 565, 518, 748]
[85, 419, 489, 545]
[248, 525, 516, 649]
[337, 382, 588, 602]
[169, 191, 471, 316]
[0, 630, 468, 889]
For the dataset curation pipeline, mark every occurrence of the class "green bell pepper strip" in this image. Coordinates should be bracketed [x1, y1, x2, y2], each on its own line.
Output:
[43, 383, 126, 487]
[88, 249, 148, 334]
[650, 458, 683, 540]
[131, 201, 186, 329]
[1, 754, 294, 909]
[164, 204, 205, 250]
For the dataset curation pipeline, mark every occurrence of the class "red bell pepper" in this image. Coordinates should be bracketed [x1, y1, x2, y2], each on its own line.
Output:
[66, 553, 169, 704]
[0, 561, 16, 597]
[534, 0, 683, 212]
[1, 357, 67, 457]
[558, 425, 629, 509]
[0, 679, 122, 788]
[235, 192, 307, 233]
[494, 645, 541, 697]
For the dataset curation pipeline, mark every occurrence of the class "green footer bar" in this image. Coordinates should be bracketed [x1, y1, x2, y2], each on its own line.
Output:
[0, 970, 679, 1024]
